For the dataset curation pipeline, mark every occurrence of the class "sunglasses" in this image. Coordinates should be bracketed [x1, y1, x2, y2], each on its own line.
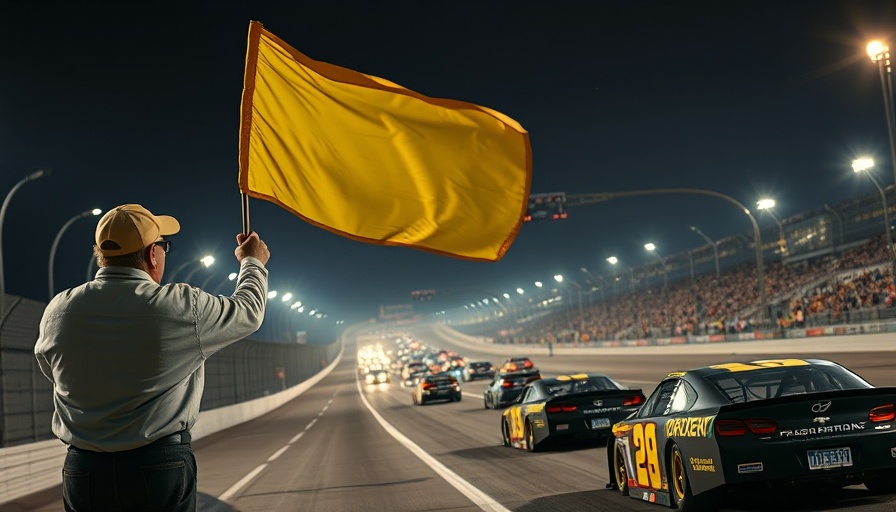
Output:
[153, 240, 172, 253]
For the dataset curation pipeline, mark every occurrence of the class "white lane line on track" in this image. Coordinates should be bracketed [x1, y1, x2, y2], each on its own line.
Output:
[355, 378, 511, 512]
[218, 464, 268, 501]
[267, 445, 290, 462]
[218, 391, 335, 502]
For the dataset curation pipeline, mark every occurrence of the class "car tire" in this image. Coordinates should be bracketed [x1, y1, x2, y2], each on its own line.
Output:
[502, 418, 512, 447]
[864, 468, 896, 494]
[525, 420, 540, 452]
[668, 443, 718, 512]
[612, 440, 629, 496]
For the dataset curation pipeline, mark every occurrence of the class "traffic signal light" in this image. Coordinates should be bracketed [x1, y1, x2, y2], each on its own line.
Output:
[411, 290, 435, 301]
[524, 192, 568, 222]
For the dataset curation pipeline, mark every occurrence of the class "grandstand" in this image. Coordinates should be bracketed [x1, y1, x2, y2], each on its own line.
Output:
[449, 189, 896, 345]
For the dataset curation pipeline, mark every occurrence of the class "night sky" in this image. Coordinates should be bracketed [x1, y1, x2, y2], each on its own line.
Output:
[2, 0, 894, 323]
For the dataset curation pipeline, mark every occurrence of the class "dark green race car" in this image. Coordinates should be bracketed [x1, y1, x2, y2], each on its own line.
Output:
[607, 358, 896, 511]
[501, 373, 645, 451]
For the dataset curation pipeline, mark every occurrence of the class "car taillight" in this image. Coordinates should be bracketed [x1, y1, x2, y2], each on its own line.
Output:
[546, 404, 577, 413]
[501, 381, 513, 388]
[744, 418, 777, 435]
[422, 382, 435, 390]
[623, 395, 644, 406]
[715, 419, 748, 436]
[715, 418, 777, 436]
[870, 404, 895, 422]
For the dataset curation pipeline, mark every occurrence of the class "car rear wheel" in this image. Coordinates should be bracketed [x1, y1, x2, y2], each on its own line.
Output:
[502, 419, 512, 447]
[669, 443, 718, 512]
[613, 441, 629, 496]
[525, 420, 540, 452]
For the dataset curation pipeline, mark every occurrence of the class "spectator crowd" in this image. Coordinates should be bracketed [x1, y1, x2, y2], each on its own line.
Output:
[480, 236, 895, 345]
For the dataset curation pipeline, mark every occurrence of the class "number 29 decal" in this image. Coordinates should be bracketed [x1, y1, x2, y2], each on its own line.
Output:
[632, 423, 662, 489]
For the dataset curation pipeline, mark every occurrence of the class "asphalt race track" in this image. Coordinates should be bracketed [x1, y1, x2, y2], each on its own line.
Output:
[12, 322, 896, 512]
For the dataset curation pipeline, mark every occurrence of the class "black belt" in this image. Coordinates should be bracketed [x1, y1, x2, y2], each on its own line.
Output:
[69, 431, 192, 452]
[151, 431, 192, 446]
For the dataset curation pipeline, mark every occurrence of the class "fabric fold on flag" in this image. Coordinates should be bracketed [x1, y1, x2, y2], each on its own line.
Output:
[238, 20, 532, 261]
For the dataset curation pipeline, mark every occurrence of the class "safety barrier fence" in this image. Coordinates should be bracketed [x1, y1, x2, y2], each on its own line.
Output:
[0, 293, 342, 504]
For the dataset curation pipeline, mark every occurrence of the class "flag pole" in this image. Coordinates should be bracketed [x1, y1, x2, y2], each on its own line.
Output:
[241, 192, 250, 235]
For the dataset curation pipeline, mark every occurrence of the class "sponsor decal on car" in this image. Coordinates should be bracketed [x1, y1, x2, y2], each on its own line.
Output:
[689, 457, 716, 472]
[583, 406, 621, 414]
[737, 462, 764, 474]
[778, 422, 866, 437]
[891, 447, 896, 458]
[664, 415, 715, 438]
[640, 491, 657, 503]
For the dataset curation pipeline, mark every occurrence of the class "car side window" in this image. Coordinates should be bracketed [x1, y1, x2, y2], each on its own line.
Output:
[666, 380, 697, 415]
[639, 379, 678, 418]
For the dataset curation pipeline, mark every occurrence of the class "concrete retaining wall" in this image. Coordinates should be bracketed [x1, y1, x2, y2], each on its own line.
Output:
[0, 344, 343, 505]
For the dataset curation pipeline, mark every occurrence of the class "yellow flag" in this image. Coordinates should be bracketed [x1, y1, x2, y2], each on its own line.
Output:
[238, 21, 532, 261]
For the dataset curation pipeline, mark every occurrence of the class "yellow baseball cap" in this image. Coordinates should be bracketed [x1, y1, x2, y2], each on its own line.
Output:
[95, 204, 180, 256]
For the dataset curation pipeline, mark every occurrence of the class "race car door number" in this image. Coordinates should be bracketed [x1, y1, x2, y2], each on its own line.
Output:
[591, 418, 611, 429]
[807, 447, 853, 470]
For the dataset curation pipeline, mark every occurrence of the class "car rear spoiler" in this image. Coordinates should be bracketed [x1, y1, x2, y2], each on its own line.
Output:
[546, 388, 645, 407]
[716, 386, 896, 414]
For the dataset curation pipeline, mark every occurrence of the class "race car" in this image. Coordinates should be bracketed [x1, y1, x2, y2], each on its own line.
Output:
[412, 373, 462, 405]
[501, 373, 645, 451]
[483, 369, 542, 409]
[608, 358, 896, 511]
[500, 356, 535, 372]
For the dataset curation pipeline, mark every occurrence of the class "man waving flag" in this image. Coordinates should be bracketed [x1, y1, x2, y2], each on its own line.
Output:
[238, 21, 532, 261]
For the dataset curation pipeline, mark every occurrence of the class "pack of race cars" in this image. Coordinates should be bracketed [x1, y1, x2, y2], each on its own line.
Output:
[359, 335, 896, 510]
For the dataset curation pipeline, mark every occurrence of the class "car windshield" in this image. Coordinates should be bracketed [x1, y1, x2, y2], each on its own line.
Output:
[545, 376, 621, 396]
[705, 365, 872, 403]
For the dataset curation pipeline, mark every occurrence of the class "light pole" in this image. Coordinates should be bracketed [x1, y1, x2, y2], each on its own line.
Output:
[607, 256, 635, 294]
[867, 41, 896, 187]
[579, 267, 602, 306]
[554, 274, 583, 331]
[822, 204, 844, 256]
[1, 168, 50, 325]
[756, 198, 786, 262]
[49, 208, 102, 299]
[86, 253, 97, 282]
[689, 225, 720, 278]
[852, 157, 895, 277]
[644, 243, 668, 294]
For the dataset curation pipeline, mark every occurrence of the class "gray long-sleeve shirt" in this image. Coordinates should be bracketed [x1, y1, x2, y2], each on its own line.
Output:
[34, 257, 268, 452]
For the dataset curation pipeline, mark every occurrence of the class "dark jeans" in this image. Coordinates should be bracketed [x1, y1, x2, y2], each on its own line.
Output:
[62, 434, 197, 512]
